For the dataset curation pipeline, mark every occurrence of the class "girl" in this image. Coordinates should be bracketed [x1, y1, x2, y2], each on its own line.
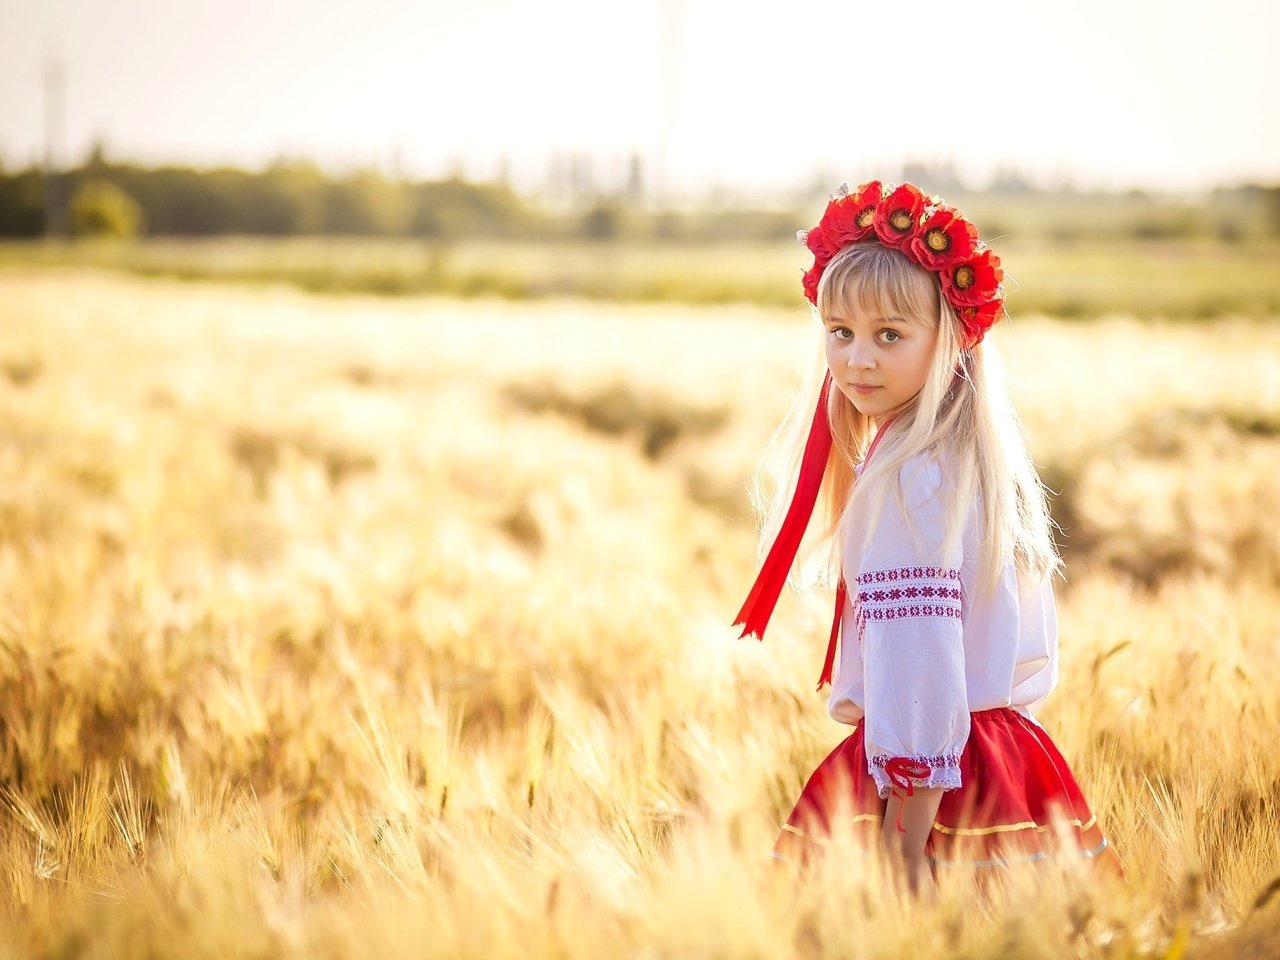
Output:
[733, 180, 1123, 892]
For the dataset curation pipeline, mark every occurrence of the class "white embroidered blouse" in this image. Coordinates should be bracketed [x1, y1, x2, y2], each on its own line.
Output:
[826, 451, 1060, 800]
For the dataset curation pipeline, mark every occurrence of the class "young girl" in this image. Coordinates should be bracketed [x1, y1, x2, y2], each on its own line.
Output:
[733, 179, 1123, 891]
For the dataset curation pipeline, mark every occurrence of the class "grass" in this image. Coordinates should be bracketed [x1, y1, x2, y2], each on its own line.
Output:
[0, 266, 1279, 957]
[2, 233, 1279, 320]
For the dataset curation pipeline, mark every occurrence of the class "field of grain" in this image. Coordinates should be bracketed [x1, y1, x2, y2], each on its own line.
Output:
[1, 266, 1279, 958]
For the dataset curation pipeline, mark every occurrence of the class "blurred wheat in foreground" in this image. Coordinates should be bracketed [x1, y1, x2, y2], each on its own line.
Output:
[1, 267, 1279, 958]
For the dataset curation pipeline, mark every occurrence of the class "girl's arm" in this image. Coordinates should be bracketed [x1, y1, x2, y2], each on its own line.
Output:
[855, 455, 970, 858]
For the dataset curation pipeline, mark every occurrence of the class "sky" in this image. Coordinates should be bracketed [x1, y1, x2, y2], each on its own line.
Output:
[1, 0, 1278, 198]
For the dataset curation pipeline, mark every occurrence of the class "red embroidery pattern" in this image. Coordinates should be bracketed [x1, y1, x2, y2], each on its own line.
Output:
[855, 566, 960, 585]
[862, 604, 961, 621]
[858, 584, 962, 603]
[852, 565, 963, 632]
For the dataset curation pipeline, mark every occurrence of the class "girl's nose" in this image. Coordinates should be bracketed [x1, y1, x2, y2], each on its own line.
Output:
[848, 343, 875, 369]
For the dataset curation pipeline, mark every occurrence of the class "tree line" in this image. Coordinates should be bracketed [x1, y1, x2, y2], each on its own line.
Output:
[2, 148, 1278, 244]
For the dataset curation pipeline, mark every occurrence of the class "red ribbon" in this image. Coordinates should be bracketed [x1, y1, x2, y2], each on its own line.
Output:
[731, 371, 836, 644]
[884, 757, 932, 834]
[816, 577, 846, 691]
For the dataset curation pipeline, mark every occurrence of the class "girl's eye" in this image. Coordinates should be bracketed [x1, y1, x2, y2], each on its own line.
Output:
[829, 327, 901, 343]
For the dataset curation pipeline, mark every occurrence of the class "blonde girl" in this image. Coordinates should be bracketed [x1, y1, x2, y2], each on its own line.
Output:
[733, 180, 1124, 892]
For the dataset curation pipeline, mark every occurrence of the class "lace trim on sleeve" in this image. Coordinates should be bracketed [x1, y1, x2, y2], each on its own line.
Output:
[868, 753, 963, 799]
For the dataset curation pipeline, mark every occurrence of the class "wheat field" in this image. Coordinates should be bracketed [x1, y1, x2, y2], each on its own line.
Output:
[1, 267, 1278, 958]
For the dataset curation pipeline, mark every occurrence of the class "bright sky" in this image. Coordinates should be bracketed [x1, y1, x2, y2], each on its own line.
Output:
[1, 0, 1277, 197]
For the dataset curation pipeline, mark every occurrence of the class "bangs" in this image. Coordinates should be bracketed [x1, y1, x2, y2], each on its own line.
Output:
[816, 243, 940, 327]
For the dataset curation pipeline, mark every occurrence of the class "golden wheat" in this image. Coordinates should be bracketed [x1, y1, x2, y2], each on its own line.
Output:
[0, 267, 1277, 957]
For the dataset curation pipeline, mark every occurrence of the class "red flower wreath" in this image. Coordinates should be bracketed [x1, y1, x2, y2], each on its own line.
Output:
[796, 179, 1006, 348]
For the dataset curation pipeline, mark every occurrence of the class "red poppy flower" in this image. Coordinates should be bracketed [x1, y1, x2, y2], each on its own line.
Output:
[819, 180, 883, 250]
[908, 207, 979, 272]
[873, 183, 926, 250]
[803, 223, 841, 261]
[802, 262, 823, 304]
[942, 249, 1003, 308]
[958, 298, 1003, 344]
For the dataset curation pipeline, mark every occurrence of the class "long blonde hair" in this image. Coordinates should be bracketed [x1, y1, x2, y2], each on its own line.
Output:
[748, 243, 1062, 604]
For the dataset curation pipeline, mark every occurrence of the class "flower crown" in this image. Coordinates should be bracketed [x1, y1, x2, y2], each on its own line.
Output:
[797, 180, 1005, 348]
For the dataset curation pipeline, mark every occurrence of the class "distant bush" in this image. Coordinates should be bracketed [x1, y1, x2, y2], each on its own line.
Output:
[579, 204, 623, 241]
[68, 179, 144, 239]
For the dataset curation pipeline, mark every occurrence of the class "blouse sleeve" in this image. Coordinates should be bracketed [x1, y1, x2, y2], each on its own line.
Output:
[853, 455, 969, 799]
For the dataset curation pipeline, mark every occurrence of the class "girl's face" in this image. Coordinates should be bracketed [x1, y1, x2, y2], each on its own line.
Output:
[822, 293, 938, 421]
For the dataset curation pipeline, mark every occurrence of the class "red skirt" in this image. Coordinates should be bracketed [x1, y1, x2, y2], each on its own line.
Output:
[773, 707, 1124, 876]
